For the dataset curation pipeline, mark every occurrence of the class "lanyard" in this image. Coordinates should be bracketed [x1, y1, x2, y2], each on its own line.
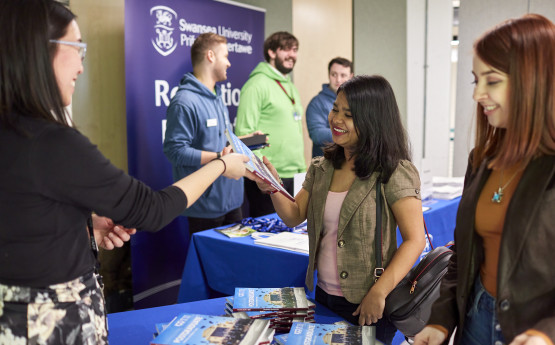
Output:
[275, 80, 295, 105]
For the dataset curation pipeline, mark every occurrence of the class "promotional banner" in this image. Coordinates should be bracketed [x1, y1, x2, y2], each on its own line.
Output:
[125, 0, 265, 309]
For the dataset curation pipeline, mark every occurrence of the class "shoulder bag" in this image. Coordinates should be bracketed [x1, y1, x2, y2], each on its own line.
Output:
[374, 179, 453, 338]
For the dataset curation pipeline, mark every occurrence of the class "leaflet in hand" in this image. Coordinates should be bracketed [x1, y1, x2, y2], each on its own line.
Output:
[225, 129, 294, 202]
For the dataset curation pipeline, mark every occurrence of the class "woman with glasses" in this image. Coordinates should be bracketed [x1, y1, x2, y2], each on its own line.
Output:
[0, 1, 250, 344]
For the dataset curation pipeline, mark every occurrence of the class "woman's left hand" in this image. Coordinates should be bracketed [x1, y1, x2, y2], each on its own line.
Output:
[92, 214, 137, 250]
[509, 334, 548, 345]
[352, 288, 386, 325]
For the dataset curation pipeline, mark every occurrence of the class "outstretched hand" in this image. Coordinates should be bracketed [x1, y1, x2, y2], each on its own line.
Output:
[220, 153, 249, 180]
[92, 215, 137, 250]
[253, 156, 280, 193]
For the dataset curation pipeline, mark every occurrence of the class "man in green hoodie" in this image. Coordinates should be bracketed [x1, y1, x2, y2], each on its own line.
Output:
[235, 31, 306, 217]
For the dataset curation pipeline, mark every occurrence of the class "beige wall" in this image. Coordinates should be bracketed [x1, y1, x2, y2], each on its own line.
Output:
[70, 0, 127, 171]
[353, 0, 406, 120]
[293, 0, 353, 163]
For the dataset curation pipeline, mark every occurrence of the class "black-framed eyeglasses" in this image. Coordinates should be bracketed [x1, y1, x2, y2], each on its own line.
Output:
[49, 39, 87, 61]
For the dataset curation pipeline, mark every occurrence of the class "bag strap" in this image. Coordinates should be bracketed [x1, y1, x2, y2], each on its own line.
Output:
[374, 179, 384, 281]
[373, 178, 433, 281]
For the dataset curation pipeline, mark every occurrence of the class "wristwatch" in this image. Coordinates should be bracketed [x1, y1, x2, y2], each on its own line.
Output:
[216, 151, 221, 159]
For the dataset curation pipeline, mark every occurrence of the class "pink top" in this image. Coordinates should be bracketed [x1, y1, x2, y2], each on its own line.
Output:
[316, 190, 348, 296]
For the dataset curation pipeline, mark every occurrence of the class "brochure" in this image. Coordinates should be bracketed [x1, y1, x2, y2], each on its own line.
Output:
[225, 129, 294, 202]
[232, 287, 309, 311]
[217, 223, 257, 238]
[150, 313, 269, 345]
[273, 333, 288, 345]
[285, 322, 381, 345]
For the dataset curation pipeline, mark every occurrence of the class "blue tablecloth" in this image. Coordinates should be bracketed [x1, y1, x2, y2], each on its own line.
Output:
[178, 197, 460, 304]
[107, 297, 343, 345]
[178, 216, 310, 303]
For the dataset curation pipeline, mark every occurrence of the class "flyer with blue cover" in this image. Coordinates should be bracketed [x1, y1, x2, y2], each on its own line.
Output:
[285, 322, 380, 345]
[150, 313, 269, 345]
[232, 287, 308, 311]
[225, 130, 294, 201]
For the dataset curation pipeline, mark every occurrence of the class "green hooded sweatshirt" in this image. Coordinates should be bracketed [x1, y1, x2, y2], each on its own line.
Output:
[235, 62, 306, 178]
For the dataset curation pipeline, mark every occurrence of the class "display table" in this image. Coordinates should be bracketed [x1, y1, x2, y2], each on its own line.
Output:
[107, 297, 343, 345]
[178, 197, 460, 304]
[178, 216, 310, 303]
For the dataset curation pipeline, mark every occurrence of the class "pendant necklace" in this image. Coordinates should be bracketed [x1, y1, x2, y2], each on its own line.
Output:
[491, 169, 520, 203]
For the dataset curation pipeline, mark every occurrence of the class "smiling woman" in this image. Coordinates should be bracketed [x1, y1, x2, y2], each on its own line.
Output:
[50, 20, 85, 106]
[254, 75, 426, 345]
[471, 57, 509, 129]
[0, 0, 251, 343]
[328, 92, 358, 150]
[414, 14, 555, 345]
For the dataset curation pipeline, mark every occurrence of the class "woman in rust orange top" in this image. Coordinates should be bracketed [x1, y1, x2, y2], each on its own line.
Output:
[414, 14, 555, 345]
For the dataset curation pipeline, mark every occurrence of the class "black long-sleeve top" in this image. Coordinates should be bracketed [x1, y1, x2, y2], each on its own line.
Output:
[0, 116, 187, 287]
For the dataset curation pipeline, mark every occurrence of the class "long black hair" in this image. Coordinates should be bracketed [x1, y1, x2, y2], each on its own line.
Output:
[0, 0, 75, 131]
[324, 75, 411, 183]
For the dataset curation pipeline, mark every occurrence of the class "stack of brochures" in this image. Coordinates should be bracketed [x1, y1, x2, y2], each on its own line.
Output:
[150, 313, 273, 345]
[150, 288, 382, 345]
[253, 232, 309, 254]
[229, 287, 315, 333]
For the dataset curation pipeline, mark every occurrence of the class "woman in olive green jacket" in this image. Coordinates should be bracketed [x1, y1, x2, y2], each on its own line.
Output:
[256, 75, 425, 345]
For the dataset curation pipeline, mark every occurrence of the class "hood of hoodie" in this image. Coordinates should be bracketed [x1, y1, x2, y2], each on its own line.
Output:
[248, 62, 291, 82]
[319, 83, 337, 100]
[177, 72, 221, 99]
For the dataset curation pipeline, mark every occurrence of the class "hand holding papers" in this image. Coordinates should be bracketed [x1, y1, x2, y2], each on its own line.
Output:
[225, 130, 294, 201]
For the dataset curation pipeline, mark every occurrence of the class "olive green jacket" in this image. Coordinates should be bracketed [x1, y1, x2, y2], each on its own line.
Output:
[302, 157, 421, 303]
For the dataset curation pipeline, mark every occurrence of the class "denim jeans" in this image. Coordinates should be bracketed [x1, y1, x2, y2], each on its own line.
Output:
[460, 277, 507, 345]
[315, 285, 397, 345]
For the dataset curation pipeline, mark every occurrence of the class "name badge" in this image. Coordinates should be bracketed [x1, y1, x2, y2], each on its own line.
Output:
[293, 112, 301, 121]
[206, 118, 218, 127]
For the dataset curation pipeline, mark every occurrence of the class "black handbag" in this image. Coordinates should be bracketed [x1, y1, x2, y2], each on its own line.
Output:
[373, 179, 453, 338]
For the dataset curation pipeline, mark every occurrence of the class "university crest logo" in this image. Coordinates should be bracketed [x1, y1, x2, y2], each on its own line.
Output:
[150, 6, 178, 56]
